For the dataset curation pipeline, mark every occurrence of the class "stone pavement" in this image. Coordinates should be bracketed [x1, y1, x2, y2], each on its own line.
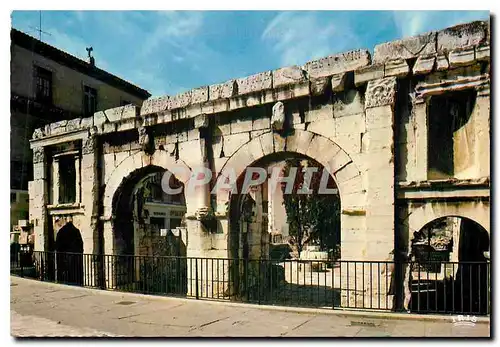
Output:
[10, 276, 490, 338]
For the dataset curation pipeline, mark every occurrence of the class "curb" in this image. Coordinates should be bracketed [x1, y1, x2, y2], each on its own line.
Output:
[11, 276, 490, 325]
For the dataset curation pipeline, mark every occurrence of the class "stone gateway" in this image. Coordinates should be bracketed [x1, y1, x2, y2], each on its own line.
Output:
[28, 20, 490, 310]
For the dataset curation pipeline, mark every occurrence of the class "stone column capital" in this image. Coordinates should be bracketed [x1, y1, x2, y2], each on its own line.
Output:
[33, 146, 45, 164]
[82, 130, 97, 155]
[364, 76, 397, 109]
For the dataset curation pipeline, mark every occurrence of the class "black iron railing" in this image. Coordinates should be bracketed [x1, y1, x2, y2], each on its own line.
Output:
[10, 251, 490, 316]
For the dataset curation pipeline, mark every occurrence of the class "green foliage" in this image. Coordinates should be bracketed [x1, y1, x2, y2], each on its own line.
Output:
[281, 158, 340, 258]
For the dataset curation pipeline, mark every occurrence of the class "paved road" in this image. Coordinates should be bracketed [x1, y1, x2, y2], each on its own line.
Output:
[10, 276, 490, 337]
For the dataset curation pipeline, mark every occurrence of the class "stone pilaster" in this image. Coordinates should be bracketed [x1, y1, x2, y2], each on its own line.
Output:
[185, 115, 214, 295]
[341, 76, 398, 309]
[74, 155, 81, 204]
[30, 146, 49, 252]
[52, 158, 59, 205]
[475, 84, 490, 178]
[81, 129, 100, 286]
[364, 76, 397, 260]
[81, 128, 99, 254]
[412, 97, 428, 182]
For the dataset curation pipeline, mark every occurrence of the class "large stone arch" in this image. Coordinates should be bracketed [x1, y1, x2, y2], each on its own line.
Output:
[215, 129, 366, 263]
[103, 150, 192, 219]
[216, 129, 366, 212]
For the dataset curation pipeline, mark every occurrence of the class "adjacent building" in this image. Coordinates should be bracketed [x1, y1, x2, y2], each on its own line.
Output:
[10, 28, 151, 229]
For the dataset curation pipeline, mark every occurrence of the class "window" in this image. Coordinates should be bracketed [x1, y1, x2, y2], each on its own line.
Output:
[58, 156, 76, 204]
[170, 218, 182, 230]
[83, 86, 97, 116]
[35, 66, 52, 103]
[427, 90, 476, 179]
[149, 217, 165, 235]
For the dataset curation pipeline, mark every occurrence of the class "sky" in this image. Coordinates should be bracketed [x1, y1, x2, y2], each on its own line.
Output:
[11, 10, 490, 98]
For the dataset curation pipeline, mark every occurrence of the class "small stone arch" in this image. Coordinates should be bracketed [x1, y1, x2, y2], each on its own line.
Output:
[55, 222, 83, 253]
[55, 222, 84, 285]
[404, 201, 490, 240]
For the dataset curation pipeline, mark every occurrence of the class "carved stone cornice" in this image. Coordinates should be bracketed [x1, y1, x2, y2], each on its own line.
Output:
[415, 73, 489, 99]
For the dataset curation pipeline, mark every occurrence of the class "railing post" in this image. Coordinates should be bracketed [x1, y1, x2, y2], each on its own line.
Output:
[195, 258, 199, 300]
[54, 251, 58, 283]
[258, 258, 261, 305]
[20, 255, 24, 278]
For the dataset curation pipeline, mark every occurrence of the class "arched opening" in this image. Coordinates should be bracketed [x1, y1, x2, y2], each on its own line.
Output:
[227, 151, 341, 306]
[111, 165, 188, 294]
[409, 216, 490, 314]
[55, 222, 83, 285]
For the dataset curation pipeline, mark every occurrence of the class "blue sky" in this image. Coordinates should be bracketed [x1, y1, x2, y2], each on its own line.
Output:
[11, 10, 489, 97]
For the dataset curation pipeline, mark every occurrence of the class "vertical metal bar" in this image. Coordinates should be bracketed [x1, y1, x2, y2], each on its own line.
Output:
[469, 263, 473, 314]
[377, 262, 380, 309]
[84, 254, 87, 286]
[331, 259, 335, 309]
[141, 256, 144, 293]
[221, 259, 224, 300]
[347, 262, 350, 307]
[195, 258, 199, 300]
[310, 260, 313, 304]
[426, 263, 429, 313]
[317, 261, 320, 306]
[435, 262, 438, 312]
[443, 263, 447, 313]
[216, 259, 220, 299]
[303, 260, 305, 302]
[478, 263, 482, 315]
[290, 260, 293, 306]
[258, 259, 261, 305]
[385, 261, 388, 310]
[461, 263, 464, 313]
[227, 259, 231, 301]
[324, 260, 327, 307]
[340, 260, 342, 308]
[487, 262, 490, 315]
[370, 263, 373, 309]
[362, 262, 365, 309]
[354, 261, 357, 308]
[85, 254, 88, 287]
[452, 263, 455, 313]
[20, 254, 24, 277]
[211, 258, 214, 299]
[417, 261, 421, 312]
[106, 254, 110, 289]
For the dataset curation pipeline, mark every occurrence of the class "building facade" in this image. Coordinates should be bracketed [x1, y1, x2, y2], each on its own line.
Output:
[10, 28, 151, 229]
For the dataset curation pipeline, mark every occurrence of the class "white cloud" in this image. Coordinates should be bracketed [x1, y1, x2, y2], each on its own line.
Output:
[141, 11, 203, 58]
[392, 11, 489, 38]
[261, 12, 359, 67]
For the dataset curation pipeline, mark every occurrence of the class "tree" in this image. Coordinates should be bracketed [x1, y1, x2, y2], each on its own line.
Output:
[280, 158, 340, 259]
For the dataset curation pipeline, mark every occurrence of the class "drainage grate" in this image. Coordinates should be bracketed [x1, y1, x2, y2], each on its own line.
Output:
[350, 320, 377, 327]
[116, 301, 136, 306]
